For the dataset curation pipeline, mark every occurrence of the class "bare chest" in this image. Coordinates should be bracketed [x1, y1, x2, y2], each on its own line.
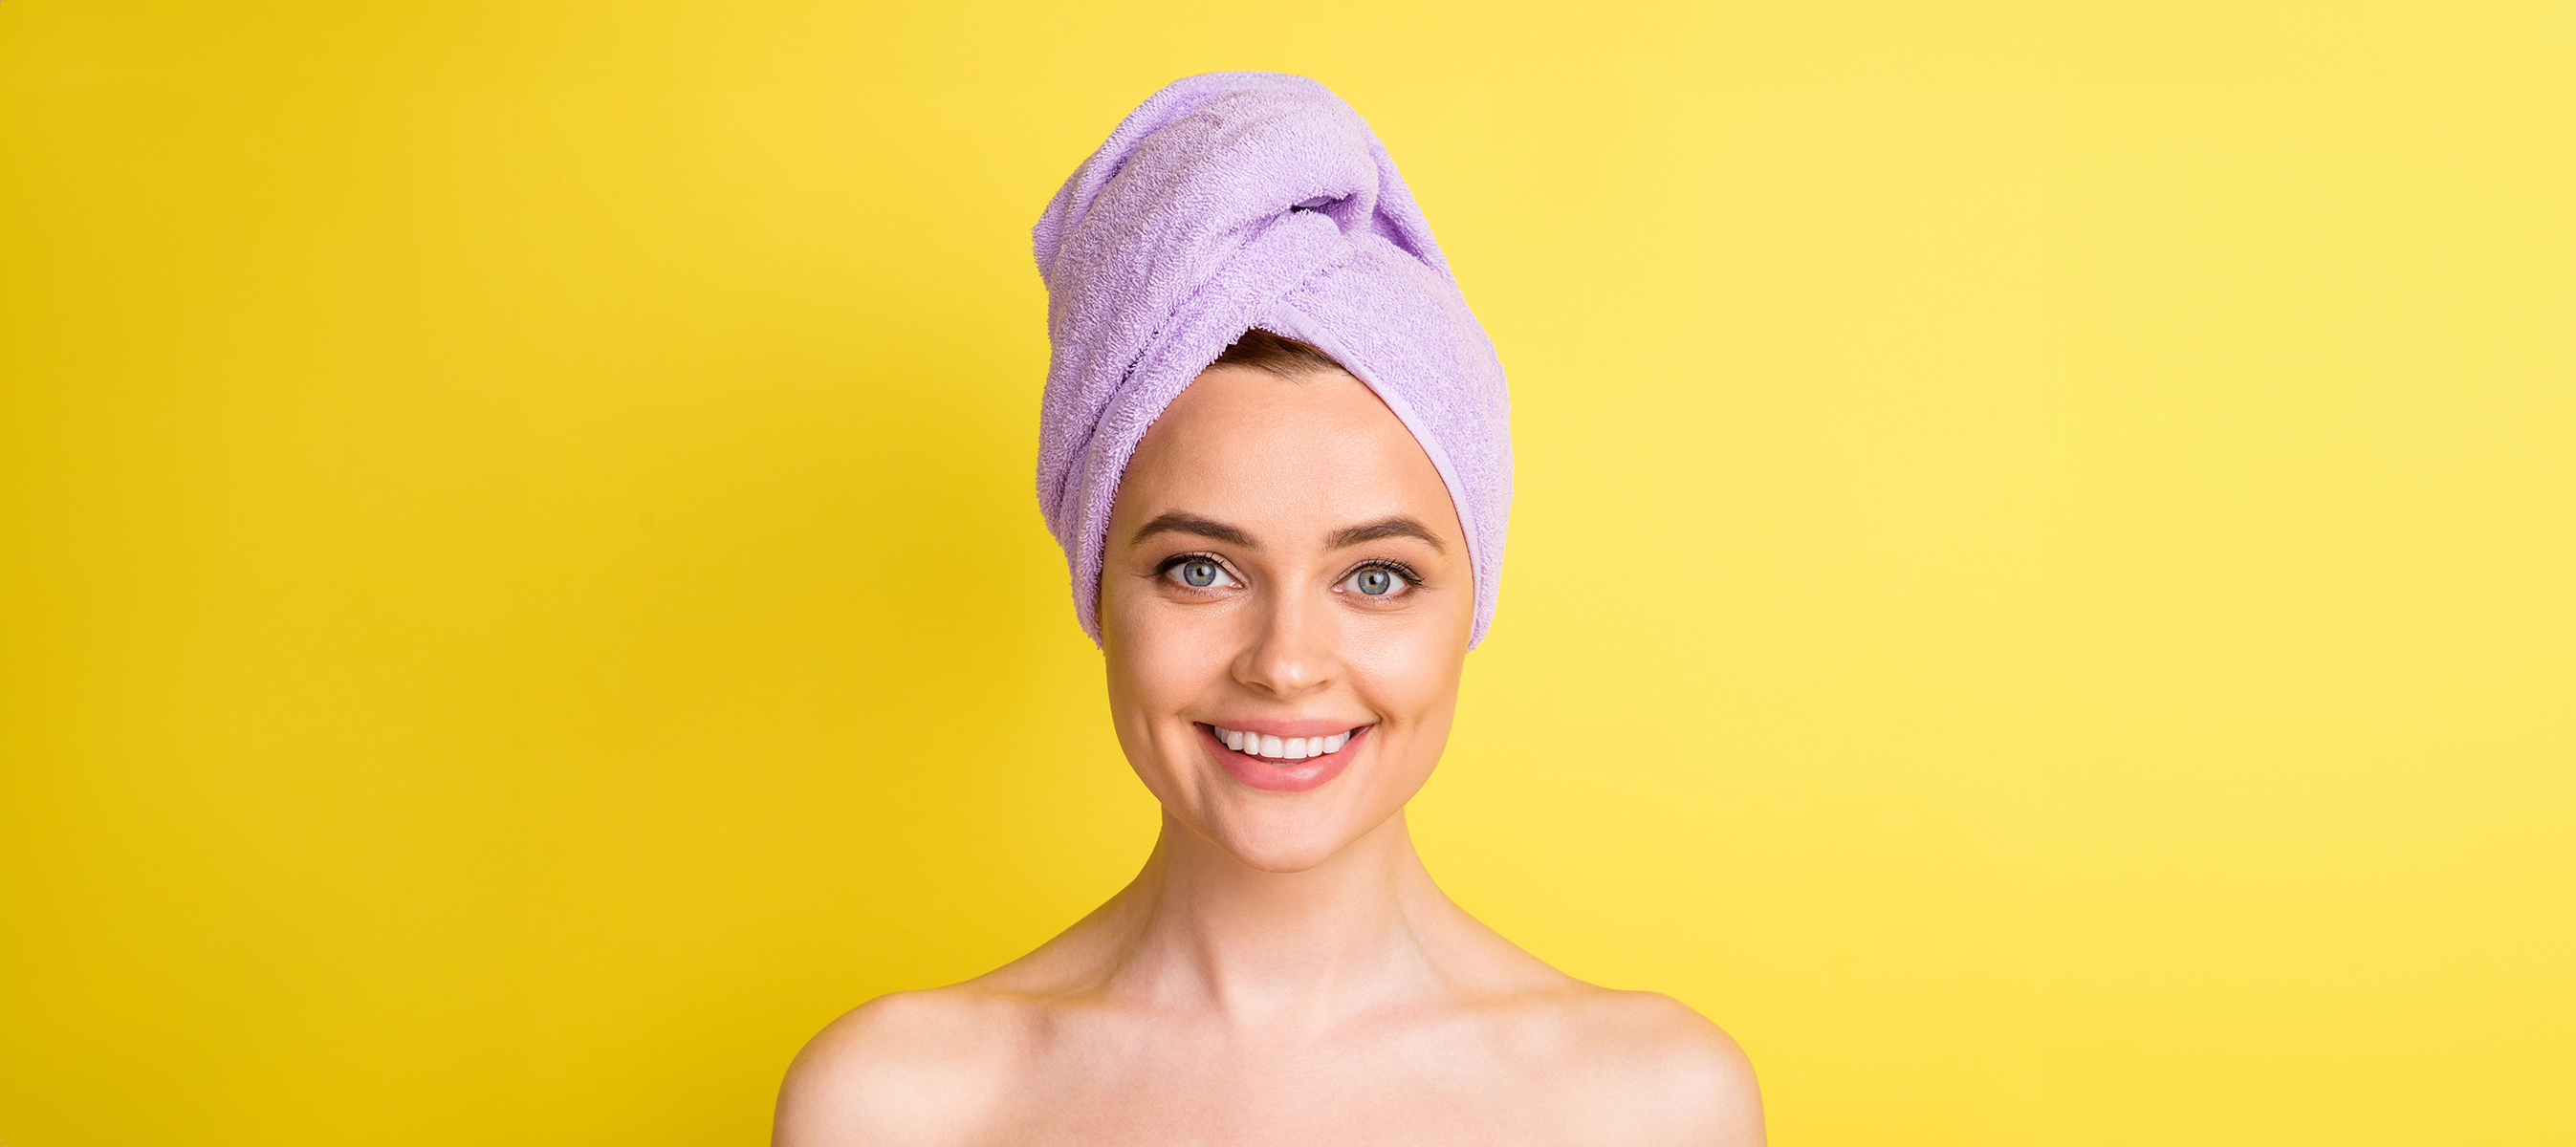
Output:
[978, 1017, 1585, 1147]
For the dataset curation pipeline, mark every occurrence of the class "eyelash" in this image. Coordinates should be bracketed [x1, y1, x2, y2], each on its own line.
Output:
[1155, 552, 1239, 593]
[1347, 559, 1424, 590]
[1152, 553, 1424, 592]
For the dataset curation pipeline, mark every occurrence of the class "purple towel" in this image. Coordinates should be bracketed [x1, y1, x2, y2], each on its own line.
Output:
[1034, 72, 1513, 647]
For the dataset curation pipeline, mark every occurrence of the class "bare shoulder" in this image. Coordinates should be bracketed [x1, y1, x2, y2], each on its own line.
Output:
[1427, 900, 1763, 1142]
[772, 986, 1036, 1147]
[1544, 986, 1764, 1147]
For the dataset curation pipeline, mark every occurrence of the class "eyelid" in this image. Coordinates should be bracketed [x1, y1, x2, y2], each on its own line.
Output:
[1155, 551, 1244, 589]
[1355, 557, 1423, 582]
[1336, 557, 1424, 591]
[1155, 550, 1233, 572]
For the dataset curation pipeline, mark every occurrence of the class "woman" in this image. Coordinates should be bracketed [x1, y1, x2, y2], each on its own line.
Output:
[776, 73, 1762, 1145]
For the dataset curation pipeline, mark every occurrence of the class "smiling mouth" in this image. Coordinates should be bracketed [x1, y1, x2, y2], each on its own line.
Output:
[1205, 724, 1368, 763]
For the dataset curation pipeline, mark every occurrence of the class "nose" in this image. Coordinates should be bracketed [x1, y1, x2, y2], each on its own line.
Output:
[1234, 585, 1337, 699]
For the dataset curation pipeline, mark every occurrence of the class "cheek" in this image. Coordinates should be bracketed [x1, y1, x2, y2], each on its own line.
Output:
[1102, 589, 1234, 723]
[1344, 609, 1470, 726]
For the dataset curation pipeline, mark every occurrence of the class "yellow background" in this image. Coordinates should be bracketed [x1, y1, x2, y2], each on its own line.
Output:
[3, 2, 2569, 1143]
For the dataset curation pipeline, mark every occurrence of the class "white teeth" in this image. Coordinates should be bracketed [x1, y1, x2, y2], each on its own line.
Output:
[1213, 725, 1364, 761]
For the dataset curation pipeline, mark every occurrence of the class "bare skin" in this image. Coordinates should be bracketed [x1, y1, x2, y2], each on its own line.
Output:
[775, 364, 1763, 1145]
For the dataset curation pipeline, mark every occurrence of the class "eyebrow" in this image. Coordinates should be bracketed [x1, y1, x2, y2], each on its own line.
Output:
[1328, 515, 1447, 553]
[1128, 511, 1448, 554]
[1130, 511, 1258, 549]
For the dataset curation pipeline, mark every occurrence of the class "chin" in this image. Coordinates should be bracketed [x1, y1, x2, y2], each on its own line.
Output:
[1226, 837, 1351, 875]
[1195, 805, 1378, 874]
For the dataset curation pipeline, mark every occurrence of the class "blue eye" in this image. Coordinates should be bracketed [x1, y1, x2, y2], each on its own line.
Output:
[1175, 560, 1223, 588]
[1352, 568, 1396, 596]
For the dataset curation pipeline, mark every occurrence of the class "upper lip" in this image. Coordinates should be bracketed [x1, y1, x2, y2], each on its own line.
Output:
[1199, 719, 1372, 738]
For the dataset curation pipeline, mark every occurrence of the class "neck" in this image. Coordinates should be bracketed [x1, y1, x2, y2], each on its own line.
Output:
[1101, 809, 1450, 1026]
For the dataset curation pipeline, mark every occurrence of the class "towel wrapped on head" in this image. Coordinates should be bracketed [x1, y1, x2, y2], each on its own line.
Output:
[1033, 72, 1514, 647]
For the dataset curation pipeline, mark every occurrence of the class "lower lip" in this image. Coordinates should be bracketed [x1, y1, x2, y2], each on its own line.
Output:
[1199, 724, 1369, 793]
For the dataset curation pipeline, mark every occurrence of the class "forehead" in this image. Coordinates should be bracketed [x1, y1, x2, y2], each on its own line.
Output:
[1116, 366, 1458, 542]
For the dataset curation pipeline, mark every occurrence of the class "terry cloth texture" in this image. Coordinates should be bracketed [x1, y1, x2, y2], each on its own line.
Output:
[1033, 72, 1514, 647]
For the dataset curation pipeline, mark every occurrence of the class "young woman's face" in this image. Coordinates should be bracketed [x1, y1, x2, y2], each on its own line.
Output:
[1100, 364, 1474, 873]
